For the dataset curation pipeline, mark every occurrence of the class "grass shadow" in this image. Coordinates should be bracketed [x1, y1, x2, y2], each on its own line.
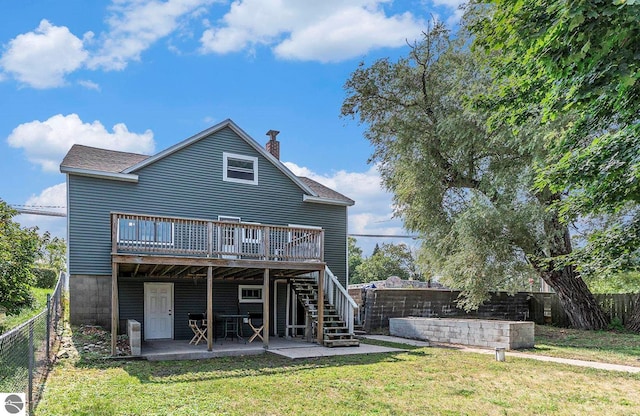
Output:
[64, 325, 428, 385]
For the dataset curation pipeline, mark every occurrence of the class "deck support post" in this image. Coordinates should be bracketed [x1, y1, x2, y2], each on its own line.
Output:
[207, 266, 213, 351]
[317, 268, 324, 346]
[111, 262, 119, 356]
[285, 282, 291, 339]
[263, 269, 270, 348]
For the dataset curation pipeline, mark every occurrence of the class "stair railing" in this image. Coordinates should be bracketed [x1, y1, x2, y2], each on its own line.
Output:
[322, 266, 358, 335]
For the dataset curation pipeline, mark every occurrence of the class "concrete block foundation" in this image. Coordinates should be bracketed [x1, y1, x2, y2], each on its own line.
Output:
[69, 275, 112, 329]
[390, 317, 534, 350]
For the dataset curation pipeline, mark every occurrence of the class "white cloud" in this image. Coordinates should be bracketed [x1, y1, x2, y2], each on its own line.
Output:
[25, 183, 67, 209]
[77, 79, 101, 91]
[7, 113, 155, 172]
[89, 0, 215, 70]
[274, 9, 423, 62]
[431, 0, 465, 6]
[0, 2, 214, 87]
[0, 20, 89, 88]
[285, 161, 408, 254]
[0, 1, 437, 89]
[430, 0, 466, 26]
[200, 0, 426, 62]
[15, 183, 67, 239]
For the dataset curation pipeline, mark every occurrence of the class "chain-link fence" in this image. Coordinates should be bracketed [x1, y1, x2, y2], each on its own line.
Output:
[0, 271, 66, 414]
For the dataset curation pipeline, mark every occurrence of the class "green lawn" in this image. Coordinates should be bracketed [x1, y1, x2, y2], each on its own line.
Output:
[525, 325, 640, 367]
[0, 287, 53, 333]
[36, 325, 640, 416]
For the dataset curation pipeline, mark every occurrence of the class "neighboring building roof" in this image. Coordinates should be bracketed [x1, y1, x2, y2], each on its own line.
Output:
[60, 119, 354, 206]
[349, 276, 443, 290]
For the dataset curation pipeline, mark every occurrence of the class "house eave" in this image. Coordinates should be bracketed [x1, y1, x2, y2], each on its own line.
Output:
[303, 194, 354, 206]
[121, 119, 318, 197]
[60, 166, 139, 182]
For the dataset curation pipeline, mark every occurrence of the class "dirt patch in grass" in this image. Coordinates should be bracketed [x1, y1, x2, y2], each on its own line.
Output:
[55, 324, 130, 363]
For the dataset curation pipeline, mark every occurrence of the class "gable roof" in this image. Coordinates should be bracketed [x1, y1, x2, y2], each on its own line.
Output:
[60, 119, 354, 206]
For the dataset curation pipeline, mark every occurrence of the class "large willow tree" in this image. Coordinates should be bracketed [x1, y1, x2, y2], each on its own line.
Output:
[342, 23, 608, 329]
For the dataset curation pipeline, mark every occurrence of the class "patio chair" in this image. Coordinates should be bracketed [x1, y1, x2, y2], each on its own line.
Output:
[188, 313, 207, 345]
[247, 312, 264, 343]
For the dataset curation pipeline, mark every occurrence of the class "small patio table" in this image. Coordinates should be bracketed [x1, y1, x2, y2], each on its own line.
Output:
[218, 314, 248, 342]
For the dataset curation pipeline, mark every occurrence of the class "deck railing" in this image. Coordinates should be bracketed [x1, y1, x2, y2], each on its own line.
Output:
[322, 266, 358, 334]
[111, 212, 324, 262]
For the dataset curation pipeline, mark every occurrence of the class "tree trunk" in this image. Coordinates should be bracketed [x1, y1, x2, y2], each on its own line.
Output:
[539, 265, 609, 330]
[626, 294, 640, 333]
[530, 192, 609, 330]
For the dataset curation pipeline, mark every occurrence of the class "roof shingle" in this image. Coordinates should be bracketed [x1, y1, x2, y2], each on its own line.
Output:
[297, 177, 354, 205]
[60, 144, 149, 173]
[60, 142, 353, 205]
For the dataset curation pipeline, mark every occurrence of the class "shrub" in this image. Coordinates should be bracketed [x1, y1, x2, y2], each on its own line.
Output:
[32, 268, 57, 289]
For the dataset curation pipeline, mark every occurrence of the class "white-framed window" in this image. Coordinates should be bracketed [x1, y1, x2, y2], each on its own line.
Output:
[117, 219, 174, 245]
[223, 152, 258, 185]
[238, 285, 264, 303]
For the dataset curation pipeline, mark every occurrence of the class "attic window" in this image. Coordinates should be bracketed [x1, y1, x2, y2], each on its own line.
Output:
[223, 152, 258, 185]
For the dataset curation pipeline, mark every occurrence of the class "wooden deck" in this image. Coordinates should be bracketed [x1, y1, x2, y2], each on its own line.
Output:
[111, 212, 326, 279]
[109, 212, 329, 355]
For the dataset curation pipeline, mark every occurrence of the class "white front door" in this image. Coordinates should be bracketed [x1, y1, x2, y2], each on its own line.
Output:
[144, 282, 174, 340]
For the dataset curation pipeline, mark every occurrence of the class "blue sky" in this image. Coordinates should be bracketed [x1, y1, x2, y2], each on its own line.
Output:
[1, 0, 462, 255]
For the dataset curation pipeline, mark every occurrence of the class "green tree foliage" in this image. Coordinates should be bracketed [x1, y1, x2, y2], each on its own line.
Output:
[572, 207, 640, 277]
[587, 271, 640, 295]
[352, 243, 418, 284]
[0, 200, 40, 315]
[32, 267, 58, 289]
[342, 22, 608, 328]
[39, 231, 67, 272]
[468, 1, 640, 330]
[468, 0, 640, 275]
[348, 236, 363, 283]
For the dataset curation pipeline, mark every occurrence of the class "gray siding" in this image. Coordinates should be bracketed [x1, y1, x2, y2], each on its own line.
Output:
[68, 126, 348, 284]
[275, 281, 287, 336]
[118, 278, 277, 340]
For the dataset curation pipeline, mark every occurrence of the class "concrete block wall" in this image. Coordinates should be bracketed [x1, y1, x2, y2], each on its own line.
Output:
[390, 317, 535, 350]
[362, 289, 531, 332]
[69, 275, 112, 328]
[347, 288, 364, 310]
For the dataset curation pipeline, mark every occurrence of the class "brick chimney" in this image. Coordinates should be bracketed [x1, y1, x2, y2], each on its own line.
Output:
[266, 129, 280, 159]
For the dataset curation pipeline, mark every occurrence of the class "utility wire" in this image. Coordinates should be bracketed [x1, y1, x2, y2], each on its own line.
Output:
[348, 233, 418, 239]
[9, 205, 67, 217]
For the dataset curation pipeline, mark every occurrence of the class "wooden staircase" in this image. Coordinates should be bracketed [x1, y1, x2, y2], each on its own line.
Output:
[291, 277, 360, 347]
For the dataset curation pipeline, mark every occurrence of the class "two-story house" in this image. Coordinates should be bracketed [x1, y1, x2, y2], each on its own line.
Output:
[60, 119, 358, 355]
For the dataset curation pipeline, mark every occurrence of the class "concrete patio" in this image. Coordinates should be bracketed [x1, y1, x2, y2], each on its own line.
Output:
[141, 337, 405, 361]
